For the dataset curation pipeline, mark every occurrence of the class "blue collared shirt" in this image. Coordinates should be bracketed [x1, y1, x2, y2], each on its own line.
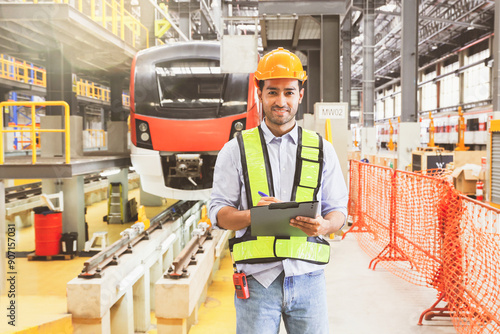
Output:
[209, 121, 348, 288]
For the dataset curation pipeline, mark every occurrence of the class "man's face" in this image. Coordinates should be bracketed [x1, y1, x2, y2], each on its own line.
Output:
[258, 78, 304, 127]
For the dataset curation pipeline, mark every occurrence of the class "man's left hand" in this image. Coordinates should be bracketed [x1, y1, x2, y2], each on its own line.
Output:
[290, 211, 346, 236]
[290, 215, 330, 237]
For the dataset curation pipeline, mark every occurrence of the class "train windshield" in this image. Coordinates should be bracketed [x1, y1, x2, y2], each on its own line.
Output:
[154, 58, 248, 118]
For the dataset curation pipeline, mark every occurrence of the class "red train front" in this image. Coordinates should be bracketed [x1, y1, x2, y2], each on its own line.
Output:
[130, 41, 260, 200]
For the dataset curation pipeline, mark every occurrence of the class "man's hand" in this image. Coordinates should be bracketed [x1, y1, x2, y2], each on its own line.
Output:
[257, 196, 281, 206]
[290, 215, 329, 237]
[290, 211, 345, 237]
[217, 196, 282, 231]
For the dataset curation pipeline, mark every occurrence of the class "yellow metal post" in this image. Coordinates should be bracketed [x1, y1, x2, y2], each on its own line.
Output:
[65, 103, 70, 163]
[0, 105, 4, 164]
[325, 118, 332, 144]
[388, 119, 395, 151]
[112, 1, 117, 35]
[91, 0, 96, 20]
[428, 112, 435, 147]
[455, 106, 469, 151]
[120, 0, 125, 40]
[31, 105, 36, 164]
[102, 0, 106, 27]
[23, 61, 28, 84]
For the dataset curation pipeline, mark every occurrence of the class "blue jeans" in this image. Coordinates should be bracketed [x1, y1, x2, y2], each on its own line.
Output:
[234, 270, 329, 334]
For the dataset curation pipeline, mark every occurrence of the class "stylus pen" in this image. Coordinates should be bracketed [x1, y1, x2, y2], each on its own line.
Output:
[258, 191, 269, 197]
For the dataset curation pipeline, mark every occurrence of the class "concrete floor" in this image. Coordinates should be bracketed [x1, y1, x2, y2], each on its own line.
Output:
[2, 186, 459, 334]
[189, 234, 458, 334]
[326, 235, 457, 334]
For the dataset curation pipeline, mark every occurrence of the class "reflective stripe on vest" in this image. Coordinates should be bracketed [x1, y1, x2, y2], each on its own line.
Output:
[230, 236, 331, 264]
[293, 128, 323, 202]
[232, 125, 329, 265]
[237, 127, 274, 208]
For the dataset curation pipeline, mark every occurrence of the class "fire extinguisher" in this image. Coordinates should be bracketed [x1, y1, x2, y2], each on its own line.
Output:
[476, 181, 484, 201]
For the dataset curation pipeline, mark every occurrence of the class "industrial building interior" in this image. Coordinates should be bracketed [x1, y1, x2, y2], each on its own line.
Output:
[0, 0, 499, 333]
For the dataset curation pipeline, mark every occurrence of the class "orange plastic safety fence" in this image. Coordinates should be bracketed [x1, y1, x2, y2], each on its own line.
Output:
[345, 160, 500, 333]
[444, 195, 500, 333]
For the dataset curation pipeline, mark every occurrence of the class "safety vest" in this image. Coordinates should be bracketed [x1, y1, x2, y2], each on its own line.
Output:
[229, 125, 330, 265]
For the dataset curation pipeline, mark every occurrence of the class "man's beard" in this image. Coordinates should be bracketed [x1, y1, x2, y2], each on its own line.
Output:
[265, 106, 296, 125]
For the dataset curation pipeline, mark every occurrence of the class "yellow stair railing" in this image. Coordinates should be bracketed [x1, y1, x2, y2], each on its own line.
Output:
[0, 101, 71, 164]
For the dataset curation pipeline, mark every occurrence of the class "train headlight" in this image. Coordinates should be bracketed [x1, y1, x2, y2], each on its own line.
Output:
[234, 122, 244, 131]
[138, 123, 148, 132]
[229, 118, 246, 140]
[135, 120, 153, 149]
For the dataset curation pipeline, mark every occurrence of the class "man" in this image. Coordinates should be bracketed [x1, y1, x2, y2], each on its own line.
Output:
[209, 47, 348, 333]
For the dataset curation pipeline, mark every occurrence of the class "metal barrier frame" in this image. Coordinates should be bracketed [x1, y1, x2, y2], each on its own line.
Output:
[345, 160, 500, 333]
[0, 101, 71, 164]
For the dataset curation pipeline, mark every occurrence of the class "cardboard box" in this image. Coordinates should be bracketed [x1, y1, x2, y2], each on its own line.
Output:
[453, 151, 487, 169]
[451, 165, 483, 195]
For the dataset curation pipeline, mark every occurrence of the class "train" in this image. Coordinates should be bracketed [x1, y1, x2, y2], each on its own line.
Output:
[129, 41, 261, 200]
[373, 105, 492, 151]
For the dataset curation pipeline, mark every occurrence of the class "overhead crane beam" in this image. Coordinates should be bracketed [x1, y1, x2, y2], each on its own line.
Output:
[376, 9, 491, 30]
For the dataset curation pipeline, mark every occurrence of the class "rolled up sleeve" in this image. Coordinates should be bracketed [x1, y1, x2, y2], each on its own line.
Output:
[209, 139, 244, 228]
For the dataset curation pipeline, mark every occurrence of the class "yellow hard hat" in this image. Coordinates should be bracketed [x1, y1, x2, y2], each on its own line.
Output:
[254, 47, 307, 85]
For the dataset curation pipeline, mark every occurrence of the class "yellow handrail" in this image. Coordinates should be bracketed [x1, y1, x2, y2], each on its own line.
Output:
[0, 101, 71, 164]
[1, 54, 127, 104]
[76, 79, 111, 102]
[31, 0, 149, 48]
[0, 55, 46, 87]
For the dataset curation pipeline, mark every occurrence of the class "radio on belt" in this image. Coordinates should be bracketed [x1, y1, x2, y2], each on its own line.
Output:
[230, 246, 249, 299]
[233, 271, 250, 299]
